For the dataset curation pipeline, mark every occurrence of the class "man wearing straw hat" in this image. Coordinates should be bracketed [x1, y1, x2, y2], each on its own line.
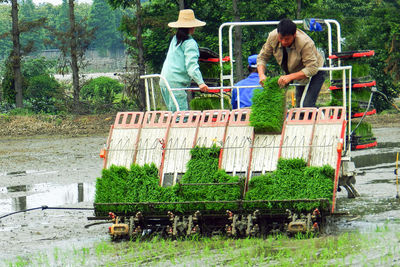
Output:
[160, 9, 209, 112]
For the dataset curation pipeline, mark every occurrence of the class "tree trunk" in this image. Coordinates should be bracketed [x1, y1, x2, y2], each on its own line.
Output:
[296, 0, 301, 19]
[69, 0, 80, 113]
[136, 0, 146, 111]
[179, 0, 185, 9]
[232, 0, 244, 81]
[11, 0, 23, 108]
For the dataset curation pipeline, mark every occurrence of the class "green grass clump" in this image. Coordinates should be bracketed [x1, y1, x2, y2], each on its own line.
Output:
[94, 163, 180, 214]
[95, 145, 241, 214]
[178, 145, 241, 211]
[95, 154, 332, 214]
[245, 158, 334, 212]
[199, 62, 231, 79]
[250, 77, 285, 133]
[351, 121, 372, 137]
[189, 96, 231, 110]
[332, 62, 370, 79]
[330, 88, 372, 112]
[351, 121, 374, 142]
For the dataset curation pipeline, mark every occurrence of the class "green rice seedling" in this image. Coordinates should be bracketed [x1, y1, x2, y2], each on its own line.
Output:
[351, 121, 374, 139]
[250, 76, 285, 133]
[332, 62, 371, 79]
[329, 86, 373, 113]
[52, 248, 60, 263]
[245, 158, 334, 212]
[35, 252, 49, 266]
[9, 256, 30, 267]
[189, 96, 231, 110]
[199, 61, 231, 79]
[178, 145, 241, 212]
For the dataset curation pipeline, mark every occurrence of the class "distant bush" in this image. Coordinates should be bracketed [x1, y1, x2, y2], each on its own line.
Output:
[1, 57, 64, 114]
[25, 74, 64, 113]
[80, 76, 124, 113]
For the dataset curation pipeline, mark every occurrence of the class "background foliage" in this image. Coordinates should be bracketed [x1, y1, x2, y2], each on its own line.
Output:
[80, 76, 124, 113]
[0, 0, 399, 114]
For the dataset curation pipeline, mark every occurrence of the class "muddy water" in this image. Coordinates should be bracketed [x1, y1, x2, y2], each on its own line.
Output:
[0, 135, 108, 263]
[0, 129, 399, 264]
[335, 128, 400, 232]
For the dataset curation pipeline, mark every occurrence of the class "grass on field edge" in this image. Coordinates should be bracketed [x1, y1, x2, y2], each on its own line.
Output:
[6, 225, 400, 267]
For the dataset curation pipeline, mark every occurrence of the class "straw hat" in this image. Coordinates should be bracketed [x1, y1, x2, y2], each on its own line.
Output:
[168, 9, 206, 28]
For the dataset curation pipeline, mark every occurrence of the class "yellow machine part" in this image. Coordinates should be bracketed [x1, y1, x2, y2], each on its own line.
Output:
[110, 223, 129, 236]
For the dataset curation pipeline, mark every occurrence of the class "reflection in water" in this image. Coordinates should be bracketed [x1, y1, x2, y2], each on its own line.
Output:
[78, 183, 83, 202]
[7, 185, 28, 211]
[13, 196, 27, 212]
[0, 182, 95, 213]
[7, 185, 29, 193]
[353, 151, 398, 169]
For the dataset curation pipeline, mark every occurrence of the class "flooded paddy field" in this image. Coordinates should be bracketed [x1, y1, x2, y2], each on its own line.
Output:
[0, 128, 400, 266]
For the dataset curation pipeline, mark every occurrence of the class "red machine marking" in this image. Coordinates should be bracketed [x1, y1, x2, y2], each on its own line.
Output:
[355, 141, 378, 150]
[352, 109, 376, 118]
[329, 80, 376, 90]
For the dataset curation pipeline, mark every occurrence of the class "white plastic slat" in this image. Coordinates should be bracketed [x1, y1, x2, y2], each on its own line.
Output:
[310, 107, 346, 168]
[135, 111, 172, 167]
[221, 109, 253, 176]
[250, 134, 281, 177]
[162, 111, 201, 185]
[106, 112, 144, 168]
[195, 110, 230, 147]
[279, 108, 317, 161]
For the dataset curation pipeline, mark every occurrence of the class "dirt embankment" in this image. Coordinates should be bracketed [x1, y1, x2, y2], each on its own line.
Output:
[0, 112, 399, 137]
[363, 113, 400, 128]
[0, 114, 115, 137]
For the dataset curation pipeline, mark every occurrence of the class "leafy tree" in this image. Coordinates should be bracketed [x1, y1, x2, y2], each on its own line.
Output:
[305, 0, 400, 111]
[0, 5, 12, 60]
[1, 58, 15, 104]
[2, 56, 62, 113]
[88, 0, 123, 55]
[19, 0, 48, 52]
[107, 0, 147, 111]
[0, 0, 46, 107]
[46, 0, 95, 113]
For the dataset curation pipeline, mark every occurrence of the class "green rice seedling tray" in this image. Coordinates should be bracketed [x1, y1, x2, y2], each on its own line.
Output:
[189, 96, 231, 110]
[250, 77, 285, 133]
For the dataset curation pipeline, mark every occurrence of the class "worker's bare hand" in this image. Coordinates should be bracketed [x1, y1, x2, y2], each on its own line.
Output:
[259, 73, 267, 86]
[278, 75, 291, 88]
[199, 83, 209, 92]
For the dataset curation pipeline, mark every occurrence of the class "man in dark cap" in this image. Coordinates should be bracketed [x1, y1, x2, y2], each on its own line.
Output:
[231, 54, 261, 109]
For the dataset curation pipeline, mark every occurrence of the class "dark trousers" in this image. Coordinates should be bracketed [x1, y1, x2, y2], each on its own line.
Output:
[295, 71, 326, 107]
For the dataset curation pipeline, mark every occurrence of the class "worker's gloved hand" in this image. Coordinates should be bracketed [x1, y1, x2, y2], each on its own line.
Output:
[199, 83, 209, 92]
[259, 73, 267, 86]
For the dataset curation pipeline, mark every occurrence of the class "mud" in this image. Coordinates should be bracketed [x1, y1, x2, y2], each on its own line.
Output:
[0, 135, 108, 264]
[0, 127, 400, 264]
[0, 114, 113, 137]
[335, 127, 400, 232]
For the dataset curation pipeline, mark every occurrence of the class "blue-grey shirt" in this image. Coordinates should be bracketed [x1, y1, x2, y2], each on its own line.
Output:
[160, 35, 204, 89]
